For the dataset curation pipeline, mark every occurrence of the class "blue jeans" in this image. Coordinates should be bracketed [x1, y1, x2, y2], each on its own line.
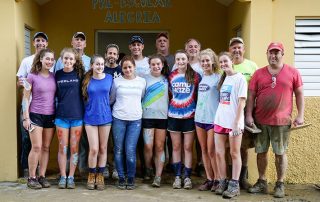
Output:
[20, 108, 31, 170]
[112, 117, 142, 179]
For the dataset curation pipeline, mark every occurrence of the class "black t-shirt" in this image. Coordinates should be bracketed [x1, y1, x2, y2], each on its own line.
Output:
[103, 65, 123, 79]
[55, 69, 84, 119]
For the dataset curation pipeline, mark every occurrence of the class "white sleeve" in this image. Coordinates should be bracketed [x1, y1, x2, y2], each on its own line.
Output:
[238, 75, 248, 99]
[16, 58, 28, 77]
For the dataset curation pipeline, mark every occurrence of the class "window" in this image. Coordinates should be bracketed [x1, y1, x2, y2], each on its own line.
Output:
[24, 27, 31, 57]
[295, 19, 320, 96]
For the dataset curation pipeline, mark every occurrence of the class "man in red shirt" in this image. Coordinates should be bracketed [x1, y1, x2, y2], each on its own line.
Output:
[246, 42, 304, 198]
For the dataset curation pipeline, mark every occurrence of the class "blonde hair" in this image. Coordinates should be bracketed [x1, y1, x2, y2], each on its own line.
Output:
[217, 52, 233, 91]
[199, 48, 220, 74]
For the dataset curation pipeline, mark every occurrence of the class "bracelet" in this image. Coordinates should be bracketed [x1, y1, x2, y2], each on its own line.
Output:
[23, 118, 29, 121]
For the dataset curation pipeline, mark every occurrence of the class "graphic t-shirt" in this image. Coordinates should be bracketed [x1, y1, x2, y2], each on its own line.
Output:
[84, 74, 113, 125]
[104, 64, 122, 79]
[249, 64, 303, 125]
[142, 74, 169, 119]
[168, 69, 201, 119]
[55, 69, 84, 120]
[28, 73, 56, 115]
[214, 73, 247, 129]
[195, 73, 221, 124]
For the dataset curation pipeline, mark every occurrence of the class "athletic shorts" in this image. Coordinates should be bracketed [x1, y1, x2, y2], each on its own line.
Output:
[255, 124, 291, 155]
[195, 122, 215, 131]
[167, 117, 195, 133]
[214, 124, 231, 135]
[142, 118, 167, 130]
[30, 112, 55, 128]
[55, 118, 83, 129]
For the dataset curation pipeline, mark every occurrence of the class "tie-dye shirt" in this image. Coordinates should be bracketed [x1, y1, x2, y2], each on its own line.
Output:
[168, 69, 201, 119]
[142, 74, 169, 119]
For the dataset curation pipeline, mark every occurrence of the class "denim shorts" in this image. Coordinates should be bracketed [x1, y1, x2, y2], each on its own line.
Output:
[30, 112, 55, 128]
[195, 122, 215, 132]
[55, 118, 83, 129]
[142, 118, 167, 129]
[167, 117, 195, 133]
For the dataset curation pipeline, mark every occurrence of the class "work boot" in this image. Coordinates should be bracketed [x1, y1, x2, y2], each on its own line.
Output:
[215, 179, 228, 195]
[96, 173, 105, 190]
[239, 166, 252, 190]
[222, 180, 240, 199]
[274, 181, 285, 198]
[87, 172, 96, 190]
[248, 179, 268, 194]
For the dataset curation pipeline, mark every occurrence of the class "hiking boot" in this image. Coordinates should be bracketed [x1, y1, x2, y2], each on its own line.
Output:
[96, 173, 105, 190]
[58, 176, 67, 189]
[38, 176, 50, 188]
[87, 173, 96, 190]
[211, 180, 219, 192]
[103, 168, 109, 179]
[215, 179, 228, 195]
[248, 179, 268, 194]
[67, 176, 75, 189]
[126, 177, 135, 190]
[183, 177, 193, 190]
[198, 179, 213, 191]
[274, 181, 285, 198]
[117, 177, 126, 190]
[144, 168, 154, 181]
[27, 177, 42, 189]
[112, 169, 119, 180]
[222, 180, 240, 199]
[172, 176, 182, 189]
[152, 176, 161, 188]
[239, 166, 252, 190]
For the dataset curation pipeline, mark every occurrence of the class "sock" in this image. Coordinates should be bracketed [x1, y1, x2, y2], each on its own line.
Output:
[89, 167, 96, 173]
[172, 162, 182, 177]
[184, 167, 192, 178]
[97, 167, 105, 173]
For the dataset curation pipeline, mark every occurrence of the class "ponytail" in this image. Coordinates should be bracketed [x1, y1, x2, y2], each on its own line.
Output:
[82, 69, 93, 101]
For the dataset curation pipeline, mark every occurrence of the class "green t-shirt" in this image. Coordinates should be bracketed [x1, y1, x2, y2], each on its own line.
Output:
[233, 59, 258, 84]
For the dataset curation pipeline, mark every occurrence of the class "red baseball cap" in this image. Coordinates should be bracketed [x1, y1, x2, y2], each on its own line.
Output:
[267, 42, 284, 52]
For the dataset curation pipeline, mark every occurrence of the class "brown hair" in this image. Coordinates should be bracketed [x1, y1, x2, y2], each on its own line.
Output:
[174, 50, 196, 84]
[60, 47, 84, 78]
[30, 49, 54, 74]
[82, 54, 104, 101]
[148, 54, 169, 77]
[121, 55, 136, 67]
[217, 52, 233, 91]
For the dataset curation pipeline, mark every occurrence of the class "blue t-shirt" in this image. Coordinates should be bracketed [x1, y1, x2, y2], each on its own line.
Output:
[104, 65, 122, 79]
[55, 69, 84, 120]
[168, 69, 201, 119]
[84, 74, 113, 125]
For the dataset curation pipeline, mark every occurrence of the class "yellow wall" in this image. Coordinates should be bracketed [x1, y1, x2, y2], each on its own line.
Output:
[0, 1, 18, 181]
[228, 0, 320, 184]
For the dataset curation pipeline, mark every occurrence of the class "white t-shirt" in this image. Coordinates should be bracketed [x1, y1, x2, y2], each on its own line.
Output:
[111, 76, 146, 121]
[135, 57, 150, 77]
[214, 73, 247, 129]
[16, 55, 35, 77]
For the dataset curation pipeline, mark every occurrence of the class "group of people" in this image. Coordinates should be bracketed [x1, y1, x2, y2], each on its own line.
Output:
[17, 31, 304, 199]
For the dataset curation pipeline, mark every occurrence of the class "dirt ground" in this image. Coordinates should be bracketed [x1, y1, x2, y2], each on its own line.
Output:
[0, 177, 319, 202]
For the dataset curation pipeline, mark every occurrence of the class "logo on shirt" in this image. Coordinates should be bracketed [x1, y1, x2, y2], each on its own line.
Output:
[199, 84, 210, 92]
[220, 85, 232, 105]
[172, 82, 191, 94]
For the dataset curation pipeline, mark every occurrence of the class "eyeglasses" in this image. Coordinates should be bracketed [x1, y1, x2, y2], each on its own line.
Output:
[271, 75, 276, 88]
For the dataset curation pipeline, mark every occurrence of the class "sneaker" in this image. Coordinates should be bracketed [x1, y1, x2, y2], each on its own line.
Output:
[117, 178, 126, 190]
[96, 173, 105, 190]
[126, 177, 135, 190]
[211, 180, 219, 192]
[273, 181, 285, 198]
[27, 177, 42, 189]
[103, 168, 110, 179]
[112, 169, 119, 180]
[198, 179, 213, 191]
[248, 179, 268, 194]
[87, 173, 96, 190]
[215, 179, 228, 195]
[172, 176, 182, 189]
[144, 168, 154, 181]
[38, 176, 51, 188]
[223, 180, 240, 199]
[58, 176, 67, 189]
[67, 176, 75, 189]
[152, 176, 161, 188]
[23, 169, 29, 178]
[184, 177, 193, 190]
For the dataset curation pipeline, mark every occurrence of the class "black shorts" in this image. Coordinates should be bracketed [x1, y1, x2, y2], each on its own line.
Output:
[142, 118, 167, 129]
[30, 112, 55, 128]
[167, 117, 195, 133]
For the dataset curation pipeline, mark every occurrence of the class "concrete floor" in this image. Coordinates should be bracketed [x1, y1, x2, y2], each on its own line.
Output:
[0, 178, 319, 202]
